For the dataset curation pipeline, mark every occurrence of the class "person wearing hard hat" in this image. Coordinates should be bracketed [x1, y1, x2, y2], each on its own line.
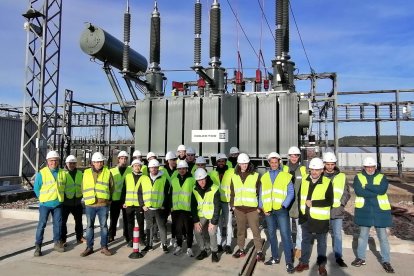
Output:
[80, 152, 114, 257]
[33, 150, 66, 257]
[351, 157, 394, 274]
[322, 152, 350, 268]
[209, 153, 235, 254]
[230, 153, 264, 262]
[227, 146, 239, 168]
[123, 159, 149, 248]
[191, 168, 221, 262]
[61, 155, 85, 246]
[177, 145, 187, 160]
[161, 151, 178, 181]
[186, 147, 197, 174]
[170, 160, 196, 257]
[283, 146, 307, 260]
[193, 156, 218, 186]
[143, 152, 157, 176]
[132, 150, 148, 176]
[259, 152, 295, 273]
[142, 159, 171, 253]
[108, 151, 132, 244]
[295, 158, 333, 276]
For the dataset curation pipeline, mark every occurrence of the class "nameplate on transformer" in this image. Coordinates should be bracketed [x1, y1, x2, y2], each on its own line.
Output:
[191, 129, 228, 143]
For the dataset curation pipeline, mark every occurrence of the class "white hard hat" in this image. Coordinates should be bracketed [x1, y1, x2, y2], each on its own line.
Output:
[131, 159, 142, 166]
[46, 151, 60, 160]
[165, 151, 177, 161]
[132, 150, 142, 158]
[309, 158, 324, 169]
[323, 152, 337, 163]
[288, 146, 301, 155]
[194, 168, 208, 181]
[362, 157, 377, 167]
[177, 160, 188, 169]
[146, 152, 156, 160]
[148, 159, 160, 168]
[177, 144, 186, 151]
[237, 153, 250, 164]
[229, 147, 239, 154]
[117, 151, 129, 158]
[216, 153, 227, 161]
[267, 152, 281, 160]
[195, 156, 206, 164]
[186, 147, 196, 155]
[65, 155, 77, 163]
[91, 152, 105, 162]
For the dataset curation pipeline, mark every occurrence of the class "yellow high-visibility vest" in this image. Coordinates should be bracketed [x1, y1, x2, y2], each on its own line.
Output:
[355, 173, 391, 210]
[300, 176, 331, 220]
[232, 173, 259, 207]
[82, 167, 111, 205]
[283, 164, 307, 180]
[110, 166, 131, 201]
[332, 173, 346, 208]
[124, 173, 151, 207]
[261, 171, 292, 212]
[64, 170, 83, 199]
[171, 176, 196, 211]
[39, 167, 65, 203]
[193, 185, 218, 219]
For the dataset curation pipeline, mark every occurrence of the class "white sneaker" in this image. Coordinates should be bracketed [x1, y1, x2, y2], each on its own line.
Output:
[169, 238, 177, 247]
[186, 248, 194, 257]
[173, 246, 182, 255]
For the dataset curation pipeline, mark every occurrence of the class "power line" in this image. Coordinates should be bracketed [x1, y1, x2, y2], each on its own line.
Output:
[256, 0, 275, 41]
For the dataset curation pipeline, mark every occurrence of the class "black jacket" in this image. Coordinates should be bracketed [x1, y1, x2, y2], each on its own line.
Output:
[191, 176, 221, 225]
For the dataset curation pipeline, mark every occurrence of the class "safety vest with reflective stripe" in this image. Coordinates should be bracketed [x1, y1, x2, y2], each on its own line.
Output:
[226, 160, 233, 169]
[193, 185, 218, 219]
[232, 172, 259, 207]
[355, 173, 391, 210]
[110, 166, 131, 201]
[332, 173, 346, 208]
[39, 167, 65, 203]
[161, 167, 178, 182]
[283, 164, 307, 180]
[64, 170, 83, 199]
[210, 168, 234, 202]
[171, 177, 196, 211]
[300, 176, 331, 220]
[141, 165, 148, 176]
[148, 174, 168, 208]
[124, 173, 151, 207]
[82, 167, 111, 205]
[260, 171, 292, 212]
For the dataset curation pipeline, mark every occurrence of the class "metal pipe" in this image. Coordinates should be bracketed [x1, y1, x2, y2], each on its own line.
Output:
[395, 90, 403, 177]
[375, 105, 381, 170]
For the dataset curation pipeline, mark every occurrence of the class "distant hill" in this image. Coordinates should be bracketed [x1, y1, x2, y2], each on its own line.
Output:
[338, 136, 414, 147]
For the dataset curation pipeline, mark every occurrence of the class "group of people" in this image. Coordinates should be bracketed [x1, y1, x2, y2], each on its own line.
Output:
[33, 145, 395, 275]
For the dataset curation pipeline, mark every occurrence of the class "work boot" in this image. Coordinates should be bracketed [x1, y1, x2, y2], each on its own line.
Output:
[212, 251, 219, 262]
[318, 265, 327, 276]
[217, 245, 223, 253]
[100, 247, 112, 256]
[196, 250, 208, 260]
[256, 251, 265, 262]
[34, 244, 42, 257]
[232, 249, 246, 258]
[224, 245, 233, 254]
[382, 262, 395, 273]
[54, 241, 65, 253]
[295, 262, 310, 272]
[80, 247, 93, 257]
[336, 258, 348, 268]
[286, 263, 295, 274]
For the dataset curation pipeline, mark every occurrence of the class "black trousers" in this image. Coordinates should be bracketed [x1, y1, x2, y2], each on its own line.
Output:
[172, 210, 193, 248]
[61, 203, 84, 242]
[125, 206, 145, 243]
[109, 200, 128, 240]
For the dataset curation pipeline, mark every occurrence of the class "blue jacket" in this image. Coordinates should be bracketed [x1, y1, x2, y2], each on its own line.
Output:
[34, 167, 62, 208]
[258, 168, 294, 210]
[353, 170, 392, 228]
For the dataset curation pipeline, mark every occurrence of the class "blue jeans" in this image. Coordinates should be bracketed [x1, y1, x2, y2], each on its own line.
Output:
[85, 206, 109, 249]
[330, 218, 343, 259]
[265, 208, 293, 264]
[357, 226, 390, 263]
[35, 205, 62, 245]
[217, 202, 233, 246]
[300, 221, 327, 265]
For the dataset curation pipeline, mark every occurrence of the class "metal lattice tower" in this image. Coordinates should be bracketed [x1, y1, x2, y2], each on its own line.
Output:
[19, 0, 62, 183]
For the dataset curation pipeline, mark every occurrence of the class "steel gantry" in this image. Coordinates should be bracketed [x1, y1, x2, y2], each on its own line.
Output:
[19, 0, 62, 183]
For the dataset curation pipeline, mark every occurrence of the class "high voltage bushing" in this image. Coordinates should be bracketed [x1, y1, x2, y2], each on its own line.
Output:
[194, 1, 202, 65]
[150, 9, 160, 65]
[123, 11, 131, 72]
[209, 1, 221, 61]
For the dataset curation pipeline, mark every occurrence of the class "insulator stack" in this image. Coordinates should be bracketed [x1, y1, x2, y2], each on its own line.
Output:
[282, 0, 289, 54]
[194, 0, 202, 65]
[275, 0, 283, 58]
[150, 3, 160, 66]
[209, 1, 221, 63]
[123, 9, 131, 72]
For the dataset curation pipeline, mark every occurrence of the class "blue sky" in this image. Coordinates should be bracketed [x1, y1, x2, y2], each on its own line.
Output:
[1, 0, 413, 138]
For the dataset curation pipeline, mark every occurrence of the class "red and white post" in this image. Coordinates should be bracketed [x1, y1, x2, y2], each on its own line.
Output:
[128, 226, 143, 259]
